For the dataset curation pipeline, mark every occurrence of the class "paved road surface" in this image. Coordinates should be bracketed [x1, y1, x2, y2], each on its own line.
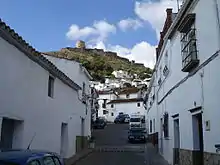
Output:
[75, 123, 169, 165]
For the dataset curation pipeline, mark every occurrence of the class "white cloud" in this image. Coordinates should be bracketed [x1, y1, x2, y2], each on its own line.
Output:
[134, 0, 180, 39]
[66, 20, 116, 41]
[118, 18, 143, 31]
[89, 41, 156, 69]
[109, 42, 156, 69]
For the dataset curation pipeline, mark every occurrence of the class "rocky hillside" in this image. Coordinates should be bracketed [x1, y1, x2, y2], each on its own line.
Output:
[44, 47, 153, 82]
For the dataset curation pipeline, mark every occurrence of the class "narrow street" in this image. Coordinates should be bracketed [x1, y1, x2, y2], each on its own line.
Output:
[75, 124, 169, 165]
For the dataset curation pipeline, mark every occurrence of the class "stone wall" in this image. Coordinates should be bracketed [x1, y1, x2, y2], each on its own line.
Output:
[179, 149, 220, 165]
[204, 152, 220, 165]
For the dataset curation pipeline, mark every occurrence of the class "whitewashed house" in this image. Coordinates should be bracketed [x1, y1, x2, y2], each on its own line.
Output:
[97, 87, 146, 122]
[0, 19, 89, 158]
[43, 54, 99, 135]
[145, 1, 220, 165]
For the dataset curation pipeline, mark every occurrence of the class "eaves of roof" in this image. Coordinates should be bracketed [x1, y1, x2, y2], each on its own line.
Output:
[0, 19, 81, 91]
[107, 98, 143, 104]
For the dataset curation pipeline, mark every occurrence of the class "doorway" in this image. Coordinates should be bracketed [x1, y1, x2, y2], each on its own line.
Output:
[60, 123, 68, 157]
[192, 113, 204, 165]
[173, 118, 180, 165]
[81, 118, 85, 149]
[160, 117, 163, 154]
[0, 118, 23, 150]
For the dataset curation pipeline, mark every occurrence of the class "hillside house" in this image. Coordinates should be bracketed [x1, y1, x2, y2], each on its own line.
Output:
[0, 19, 90, 158]
[97, 87, 146, 122]
[145, 1, 220, 165]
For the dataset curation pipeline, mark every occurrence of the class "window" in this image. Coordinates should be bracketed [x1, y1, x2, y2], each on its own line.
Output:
[137, 102, 140, 107]
[111, 112, 114, 116]
[130, 118, 141, 122]
[102, 99, 107, 108]
[153, 119, 155, 132]
[111, 104, 114, 108]
[179, 14, 199, 72]
[82, 82, 86, 95]
[28, 160, 41, 165]
[103, 110, 108, 114]
[48, 76, 54, 98]
[126, 94, 130, 98]
[163, 112, 169, 138]
[150, 120, 152, 133]
[43, 157, 55, 165]
[53, 157, 62, 165]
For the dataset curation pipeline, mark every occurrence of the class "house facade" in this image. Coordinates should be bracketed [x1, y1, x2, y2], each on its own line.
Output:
[145, 1, 220, 165]
[97, 87, 146, 122]
[0, 19, 90, 158]
[44, 54, 99, 137]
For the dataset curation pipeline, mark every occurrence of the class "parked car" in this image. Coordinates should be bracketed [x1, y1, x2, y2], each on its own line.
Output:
[123, 114, 130, 123]
[127, 128, 147, 143]
[0, 149, 64, 165]
[114, 114, 130, 124]
[93, 118, 106, 129]
[98, 117, 107, 125]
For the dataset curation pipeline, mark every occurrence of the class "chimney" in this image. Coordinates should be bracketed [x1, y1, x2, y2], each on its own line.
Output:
[166, 8, 173, 28]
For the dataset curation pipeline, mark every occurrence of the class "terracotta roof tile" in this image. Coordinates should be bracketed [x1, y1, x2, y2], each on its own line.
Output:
[107, 98, 143, 104]
[0, 18, 81, 91]
[117, 87, 140, 95]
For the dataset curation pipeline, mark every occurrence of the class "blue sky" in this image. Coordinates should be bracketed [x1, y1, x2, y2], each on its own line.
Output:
[0, 0, 179, 68]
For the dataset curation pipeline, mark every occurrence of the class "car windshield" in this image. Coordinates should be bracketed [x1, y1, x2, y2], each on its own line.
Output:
[130, 118, 141, 122]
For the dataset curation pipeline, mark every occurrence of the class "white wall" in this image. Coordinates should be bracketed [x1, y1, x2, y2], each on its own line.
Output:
[0, 36, 84, 158]
[146, 0, 220, 164]
[44, 56, 92, 137]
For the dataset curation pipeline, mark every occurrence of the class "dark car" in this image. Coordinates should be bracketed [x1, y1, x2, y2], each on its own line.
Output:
[128, 128, 147, 143]
[93, 118, 106, 129]
[114, 114, 125, 123]
[0, 149, 64, 165]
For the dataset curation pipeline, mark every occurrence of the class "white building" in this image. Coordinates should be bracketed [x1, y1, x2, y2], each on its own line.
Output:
[0, 19, 90, 158]
[112, 70, 131, 79]
[98, 87, 146, 122]
[43, 54, 99, 133]
[145, 1, 220, 165]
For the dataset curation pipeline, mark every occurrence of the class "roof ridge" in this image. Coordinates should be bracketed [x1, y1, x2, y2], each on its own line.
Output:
[0, 18, 81, 90]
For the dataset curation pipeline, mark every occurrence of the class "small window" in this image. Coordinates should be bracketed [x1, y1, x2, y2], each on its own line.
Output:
[111, 104, 114, 108]
[150, 120, 152, 133]
[137, 102, 140, 107]
[126, 94, 130, 98]
[48, 76, 54, 98]
[43, 157, 55, 165]
[111, 112, 114, 116]
[103, 110, 108, 114]
[82, 82, 86, 95]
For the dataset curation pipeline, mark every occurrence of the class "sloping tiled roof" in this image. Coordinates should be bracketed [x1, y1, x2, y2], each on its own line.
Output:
[107, 98, 143, 104]
[43, 53, 93, 80]
[0, 19, 81, 91]
[117, 87, 140, 95]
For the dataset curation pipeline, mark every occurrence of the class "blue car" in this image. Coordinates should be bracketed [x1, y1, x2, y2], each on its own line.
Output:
[0, 149, 64, 165]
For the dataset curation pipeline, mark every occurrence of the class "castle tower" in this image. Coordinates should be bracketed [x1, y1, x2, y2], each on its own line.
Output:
[76, 40, 86, 49]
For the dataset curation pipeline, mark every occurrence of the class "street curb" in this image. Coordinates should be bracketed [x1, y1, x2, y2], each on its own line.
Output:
[64, 149, 94, 165]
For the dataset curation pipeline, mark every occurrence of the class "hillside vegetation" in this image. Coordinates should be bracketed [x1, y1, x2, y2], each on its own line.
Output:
[44, 47, 153, 82]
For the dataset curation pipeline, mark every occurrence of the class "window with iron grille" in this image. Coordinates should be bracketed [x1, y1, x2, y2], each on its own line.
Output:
[180, 14, 199, 72]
